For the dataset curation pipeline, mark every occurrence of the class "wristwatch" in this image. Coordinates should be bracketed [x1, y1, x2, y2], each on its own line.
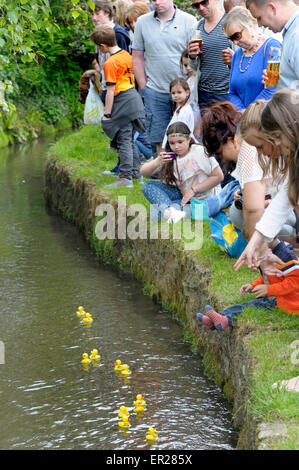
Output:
[104, 113, 112, 118]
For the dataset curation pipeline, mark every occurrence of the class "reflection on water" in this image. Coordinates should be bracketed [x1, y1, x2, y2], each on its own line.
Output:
[0, 137, 237, 450]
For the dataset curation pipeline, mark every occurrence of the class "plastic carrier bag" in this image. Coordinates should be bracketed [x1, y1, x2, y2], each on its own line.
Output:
[209, 208, 248, 258]
[83, 81, 104, 125]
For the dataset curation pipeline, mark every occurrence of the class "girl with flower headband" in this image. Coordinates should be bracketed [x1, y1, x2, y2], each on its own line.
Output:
[141, 122, 223, 223]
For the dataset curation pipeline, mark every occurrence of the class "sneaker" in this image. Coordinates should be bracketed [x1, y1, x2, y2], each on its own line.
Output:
[105, 176, 133, 188]
[102, 169, 117, 175]
[165, 207, 186, 224]
[134, 175, 144, 183]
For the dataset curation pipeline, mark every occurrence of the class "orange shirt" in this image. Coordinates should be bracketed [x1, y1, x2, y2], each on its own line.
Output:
[251, 258, 299, 314]
[103, 49, 134, 96]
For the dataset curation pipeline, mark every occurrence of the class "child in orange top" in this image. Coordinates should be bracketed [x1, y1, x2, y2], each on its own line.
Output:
[197, 241, 299, 330]
[90, 25, 145, 188]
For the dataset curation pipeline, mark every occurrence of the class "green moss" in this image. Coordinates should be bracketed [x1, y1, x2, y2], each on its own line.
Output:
[203, 350, 223, 388]
[223, 379, 235, 402]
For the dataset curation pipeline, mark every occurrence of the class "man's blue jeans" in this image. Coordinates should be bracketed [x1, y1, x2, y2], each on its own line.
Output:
[221, 296, 277, 322]
[198, 91, 230, 116]
[141, 86, 173, 145]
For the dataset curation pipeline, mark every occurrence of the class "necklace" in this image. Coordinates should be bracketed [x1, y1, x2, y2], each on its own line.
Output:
[239, 39, 261, 73]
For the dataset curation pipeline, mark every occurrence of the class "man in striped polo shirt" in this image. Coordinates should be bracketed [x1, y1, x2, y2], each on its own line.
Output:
[188, 0, 231, 138]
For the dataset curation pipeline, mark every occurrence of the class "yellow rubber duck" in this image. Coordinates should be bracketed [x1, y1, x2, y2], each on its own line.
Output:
[81, 353, 91, 365]
[114, 359, 123, 371]
[133, 394, 146, 407]
[119, 364, 131, 376]
[82, 313, 93, 324]
[134, 404, 145, 413]
[89, 349, 101, 361]
[118, 406, 129, 418]
[146, 427, 158, 442]
[118, 415, 131, 429]
[76, 306, 86, 318]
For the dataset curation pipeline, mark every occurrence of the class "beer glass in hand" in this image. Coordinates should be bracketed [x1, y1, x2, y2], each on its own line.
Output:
[188, 29, 202, 58]
[264, 47, 281, 88]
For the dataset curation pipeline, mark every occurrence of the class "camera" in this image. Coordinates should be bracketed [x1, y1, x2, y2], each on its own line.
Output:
[235, 191, 242, 210]
[235, 198, 243, 210]
[165, 152, 177, 160]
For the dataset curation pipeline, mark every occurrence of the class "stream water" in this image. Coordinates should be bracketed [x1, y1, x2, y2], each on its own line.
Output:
[0, 136, 237, 450]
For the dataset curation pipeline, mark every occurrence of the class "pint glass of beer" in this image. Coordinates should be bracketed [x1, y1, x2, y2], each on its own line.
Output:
[190, 29, 202, 55]
[265, 47, 281, 88]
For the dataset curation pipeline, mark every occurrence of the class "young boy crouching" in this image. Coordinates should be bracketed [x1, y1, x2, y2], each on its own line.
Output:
[90, 25, 146, 188]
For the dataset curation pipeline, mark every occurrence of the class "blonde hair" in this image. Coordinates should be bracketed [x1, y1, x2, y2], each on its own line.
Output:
[90, 24, 117, 47]
[222, 6, 257, 34]
[113, 0, 132, 27]
[126, 1, 150, 26]
[261, 88, 299, 208]
[240, 100, 287, 186]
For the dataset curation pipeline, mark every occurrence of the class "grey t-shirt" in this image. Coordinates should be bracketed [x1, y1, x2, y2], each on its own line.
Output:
[132, 8, 197, 93]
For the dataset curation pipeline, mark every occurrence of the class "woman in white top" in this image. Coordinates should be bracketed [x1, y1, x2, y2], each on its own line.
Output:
[201, 100, 295, 241]
[235, 89, 299, 271]
[141, 121, 223, 223]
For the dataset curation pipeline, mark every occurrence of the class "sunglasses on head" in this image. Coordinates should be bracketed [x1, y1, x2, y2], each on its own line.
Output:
[192, 0, 209, 9]
[227, 30, 243, 41]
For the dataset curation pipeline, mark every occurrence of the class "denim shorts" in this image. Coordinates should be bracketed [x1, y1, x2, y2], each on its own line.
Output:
[141, 86, 173, 145]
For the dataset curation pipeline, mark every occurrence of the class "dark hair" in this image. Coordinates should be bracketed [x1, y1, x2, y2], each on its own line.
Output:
[162, 122, 195, 185]
[87, 0, 113, 19]
[169, 77, 190, 112]
[180, 48, 189, 76]
[201, 101, 242, 156]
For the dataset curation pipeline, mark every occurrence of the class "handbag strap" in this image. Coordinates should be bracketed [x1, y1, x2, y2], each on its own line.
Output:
[175, 158, 185, 196]
[294, 209, 299, 244]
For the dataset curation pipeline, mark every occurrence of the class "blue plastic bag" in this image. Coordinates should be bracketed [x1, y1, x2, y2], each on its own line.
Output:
[209, 208, 247, 258]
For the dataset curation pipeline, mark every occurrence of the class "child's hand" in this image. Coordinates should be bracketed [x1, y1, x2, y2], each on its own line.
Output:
[181, 189, 193, 207]
[251, 284, 268, 298]
[233, 189, 242, 201]
[240, 283, 253, 295]
[160, 152, 174, 165]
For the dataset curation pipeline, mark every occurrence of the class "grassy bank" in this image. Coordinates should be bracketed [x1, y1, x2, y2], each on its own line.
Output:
[47, 124, 299, 450]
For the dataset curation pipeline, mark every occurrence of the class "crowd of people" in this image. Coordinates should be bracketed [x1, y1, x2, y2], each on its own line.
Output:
[82, 0, 299, 324]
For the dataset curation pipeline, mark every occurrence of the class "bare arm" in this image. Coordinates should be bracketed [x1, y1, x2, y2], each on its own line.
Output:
[132, 49, 146, 91]
[181, 166, 224, 206]
[242, 180, 266, 239]
[103, 84, 115, 117]
[140, 155, 163, 177]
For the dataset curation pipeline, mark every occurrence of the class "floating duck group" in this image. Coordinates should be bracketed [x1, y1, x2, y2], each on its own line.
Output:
[76, 306, 158, 444]
[81, 348, 101, 368]
[117, 394, 157, 443]
[76, 306, 94, 325]
[114, 359, 132, 377]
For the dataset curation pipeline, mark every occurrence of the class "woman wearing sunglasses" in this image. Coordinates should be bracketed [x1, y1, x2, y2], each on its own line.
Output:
[222, 6, 281, 111]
